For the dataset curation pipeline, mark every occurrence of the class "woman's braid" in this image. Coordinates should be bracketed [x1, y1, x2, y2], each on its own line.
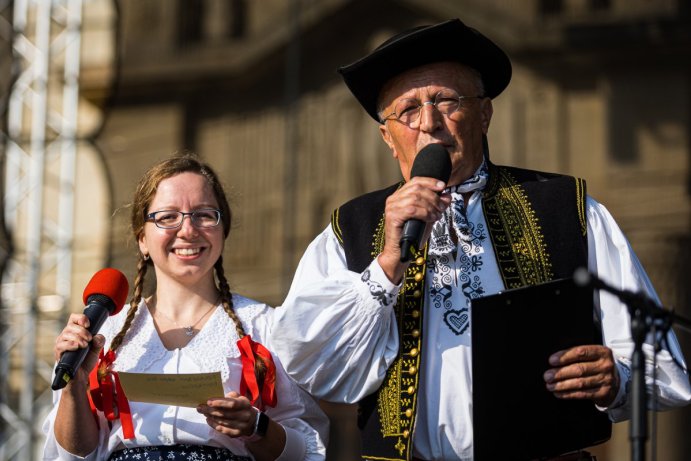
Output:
[109, 256, 148, 353]
[215, 257, 267, 387]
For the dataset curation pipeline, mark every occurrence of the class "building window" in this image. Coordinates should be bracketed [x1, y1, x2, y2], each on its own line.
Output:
[178, 0, 204, 47]
[539, 0, 564, 16]
[177, 0, 246, 48]
[230, 0, 247, 39]
[589, 0, 611, 11]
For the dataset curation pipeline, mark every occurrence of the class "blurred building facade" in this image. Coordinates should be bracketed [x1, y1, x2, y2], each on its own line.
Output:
[1, 0, 690, 459]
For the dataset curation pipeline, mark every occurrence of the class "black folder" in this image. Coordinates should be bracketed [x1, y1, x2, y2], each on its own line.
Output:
[470, 277, 611, 460]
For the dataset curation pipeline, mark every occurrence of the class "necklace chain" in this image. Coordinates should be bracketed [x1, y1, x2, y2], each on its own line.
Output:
[154, 296, 220, 337]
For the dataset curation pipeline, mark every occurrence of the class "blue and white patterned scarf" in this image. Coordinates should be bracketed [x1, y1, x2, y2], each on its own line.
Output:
[427, 159, 490, 334]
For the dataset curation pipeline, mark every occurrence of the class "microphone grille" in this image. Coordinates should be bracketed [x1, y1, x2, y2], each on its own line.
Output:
[410, 144, 452, 182]
[82, 268, 130, 315]
[573, 267, 591, 287]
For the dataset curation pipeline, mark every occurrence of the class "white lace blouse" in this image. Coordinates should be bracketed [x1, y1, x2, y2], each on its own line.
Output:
[42, 294, 329, 460]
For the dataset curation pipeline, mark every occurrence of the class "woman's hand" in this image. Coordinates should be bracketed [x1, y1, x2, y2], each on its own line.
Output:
[53, 313, 105, 456]
[197, 391, 256, 438]
[198, 392, 287, 460]
[54, 313, 105, 383]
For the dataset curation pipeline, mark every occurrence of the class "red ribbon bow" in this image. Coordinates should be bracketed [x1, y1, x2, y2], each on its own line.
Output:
[87, 349, 135, 439]
[237, 335, 277, 410]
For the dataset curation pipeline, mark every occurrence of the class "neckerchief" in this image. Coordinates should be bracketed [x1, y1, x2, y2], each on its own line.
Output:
[427, 160, 490, 327]
[429, 160, 489, 255]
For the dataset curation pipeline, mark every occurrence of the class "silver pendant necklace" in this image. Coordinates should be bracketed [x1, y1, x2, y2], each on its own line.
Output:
[154, 298, 219, 337]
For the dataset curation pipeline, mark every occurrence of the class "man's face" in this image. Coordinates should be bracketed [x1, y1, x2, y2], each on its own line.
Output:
[378, 62, 493, 185]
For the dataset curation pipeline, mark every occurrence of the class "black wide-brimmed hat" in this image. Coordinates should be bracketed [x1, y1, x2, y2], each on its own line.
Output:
[338, 18, 512, 123]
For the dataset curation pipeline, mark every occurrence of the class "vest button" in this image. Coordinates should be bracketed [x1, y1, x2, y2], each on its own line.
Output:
[409, 348, 418, 357]
[413, 289, 421, 298]
[403, 430, 410, 438]
[408, 366, 417, 375]
[414, 272, 423, 282]
[405, 408, 413, 418]
[415, 256, 424, 265]
[411, 329, 420, 338]
[411, 310, 420, 318]
[407, 386, 415, 394]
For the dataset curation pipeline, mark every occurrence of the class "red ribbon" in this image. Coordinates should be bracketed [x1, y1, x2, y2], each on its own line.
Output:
[237, 335, 277, 410]
[87, 350, 135, 439]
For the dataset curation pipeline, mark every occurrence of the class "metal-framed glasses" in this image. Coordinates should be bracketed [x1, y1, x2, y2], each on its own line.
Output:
[381, 89, 484, 126]
[145, 209, 222, 229]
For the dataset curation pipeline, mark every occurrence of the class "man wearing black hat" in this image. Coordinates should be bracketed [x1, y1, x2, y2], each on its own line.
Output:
[270, 18, 690, 461]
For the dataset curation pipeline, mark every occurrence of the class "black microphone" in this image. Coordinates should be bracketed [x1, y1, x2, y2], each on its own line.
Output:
[51, 268, 129, 390]
[399, 144, 452, 262]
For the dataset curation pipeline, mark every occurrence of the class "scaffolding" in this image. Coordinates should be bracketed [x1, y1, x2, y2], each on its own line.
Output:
[0, 0, 83, 459]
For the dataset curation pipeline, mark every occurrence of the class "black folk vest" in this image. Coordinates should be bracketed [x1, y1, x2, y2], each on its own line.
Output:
[330, 163, 589, 461]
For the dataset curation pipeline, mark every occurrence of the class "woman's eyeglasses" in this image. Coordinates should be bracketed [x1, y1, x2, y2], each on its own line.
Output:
[145, 209, 222, 229]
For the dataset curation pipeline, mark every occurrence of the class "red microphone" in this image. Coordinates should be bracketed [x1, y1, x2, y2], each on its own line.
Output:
[51, 268, 130, 390]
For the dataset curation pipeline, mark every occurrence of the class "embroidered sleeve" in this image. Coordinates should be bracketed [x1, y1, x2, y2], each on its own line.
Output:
[359, 259, 400, 308]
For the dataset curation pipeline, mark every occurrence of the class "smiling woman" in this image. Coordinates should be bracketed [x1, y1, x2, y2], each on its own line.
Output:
[42, 154, 329, 461]
[137, 171, 226, 292]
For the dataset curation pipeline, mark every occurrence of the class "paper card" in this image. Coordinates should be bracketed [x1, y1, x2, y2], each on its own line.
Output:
[117, 371, 224, 408]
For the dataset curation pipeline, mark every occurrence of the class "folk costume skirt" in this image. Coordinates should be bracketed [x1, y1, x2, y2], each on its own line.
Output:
[108, 444, 252, 461]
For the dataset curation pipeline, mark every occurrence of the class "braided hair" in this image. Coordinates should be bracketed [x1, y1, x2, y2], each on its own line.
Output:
[108, 153, 266, 384]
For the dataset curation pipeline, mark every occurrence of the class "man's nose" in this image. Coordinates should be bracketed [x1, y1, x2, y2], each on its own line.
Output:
[418, 101, 442, 132]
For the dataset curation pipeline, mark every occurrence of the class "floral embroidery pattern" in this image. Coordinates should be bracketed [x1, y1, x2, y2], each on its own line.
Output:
[362, 269, 396, 307]
[428, 161, 489, 335]
[107, 444, 251, 461]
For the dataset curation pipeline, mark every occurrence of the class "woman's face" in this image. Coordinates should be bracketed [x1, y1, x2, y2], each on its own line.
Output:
[138, 172, 224, 288]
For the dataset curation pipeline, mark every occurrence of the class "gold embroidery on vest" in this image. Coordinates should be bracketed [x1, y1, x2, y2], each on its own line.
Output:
[484, 168, 553, 288]
[575, 177, 587, 237]
[370, 182, 405, 261]
[371, 212, 386, 261]
[331, 207, 343, 245]
[369, 211, 425, 460]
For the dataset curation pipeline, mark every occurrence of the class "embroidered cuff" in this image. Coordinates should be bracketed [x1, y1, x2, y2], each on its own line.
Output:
[358, 259, 400, 308]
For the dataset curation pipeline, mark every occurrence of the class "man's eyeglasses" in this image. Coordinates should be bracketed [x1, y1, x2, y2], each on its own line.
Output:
[381, 89, 484, 126]
[145, 209, 222, 229]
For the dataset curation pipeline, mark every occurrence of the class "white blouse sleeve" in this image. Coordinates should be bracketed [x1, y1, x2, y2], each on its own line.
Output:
[263, 353, 330, 460]
[41, 388, 111, 461]
[270, 225, 401, 403]
[587, 196, 691, 421]
[248, 303, 330, 460]
[41, 314, 123, 461]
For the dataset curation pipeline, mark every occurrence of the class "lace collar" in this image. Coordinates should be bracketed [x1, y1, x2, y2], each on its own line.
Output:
[103, 296, 266, 382]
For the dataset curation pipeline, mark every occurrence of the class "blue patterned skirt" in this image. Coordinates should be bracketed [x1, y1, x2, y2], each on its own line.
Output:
[108, 444, 252, 461]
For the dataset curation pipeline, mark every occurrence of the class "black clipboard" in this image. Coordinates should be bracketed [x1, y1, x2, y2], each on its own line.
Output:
[471, 277, 611, 460]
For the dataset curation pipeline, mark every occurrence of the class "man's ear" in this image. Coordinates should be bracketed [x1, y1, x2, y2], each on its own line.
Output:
[480, 98, 493, 135]
[379, 124, 398, 159]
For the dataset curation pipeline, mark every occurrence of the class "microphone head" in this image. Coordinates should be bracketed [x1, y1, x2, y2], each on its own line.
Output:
[573, 267, 591, 287]
[410, 144, 452, 183]
[82, 268, 130, 315]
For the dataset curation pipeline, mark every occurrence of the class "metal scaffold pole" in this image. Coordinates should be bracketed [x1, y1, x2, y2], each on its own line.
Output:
[0, 0, 83, 459]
